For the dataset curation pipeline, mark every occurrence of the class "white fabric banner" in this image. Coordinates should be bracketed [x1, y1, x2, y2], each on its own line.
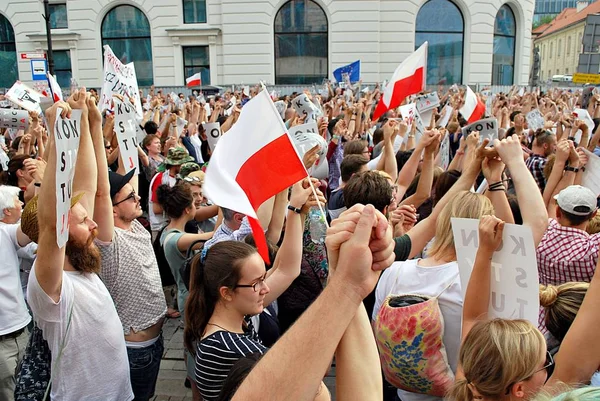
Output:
[54, 109, 82, 248]
[100, 45, 143, 119]
[451, 218, 540, 325]
[114, 98, 139, 174]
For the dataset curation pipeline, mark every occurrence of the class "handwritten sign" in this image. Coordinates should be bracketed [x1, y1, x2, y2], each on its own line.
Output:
[438, 133, 450, 171]
[581, 148, 600, 196]
[54, 109, 82, 248]
[0, 109, 29, 130]
[581, 87, 594, 109]
[113, 98, 139, 174]
[274, 100, 287, 119]
[291, 94, 322, 123]
[462, 118, 498, 143]
[438, 106, 453, 128]
[100, 45, 142, 119]
[399, 103, 424, 145]
[415, 92, 440, 113]
[526, 109, 545, 131]
[451, 218, 539, 325]
[203, 122, 222, 152]
[290, 121, 327, 162]
[5, 81, 42, 114]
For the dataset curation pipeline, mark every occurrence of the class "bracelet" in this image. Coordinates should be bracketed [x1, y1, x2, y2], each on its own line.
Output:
[33, 182, 41, 187]
[287, 205, 302, 214]
[488, 186, 506, 192]
[564, 165, 580, 173]
[488, 180, 504, 189]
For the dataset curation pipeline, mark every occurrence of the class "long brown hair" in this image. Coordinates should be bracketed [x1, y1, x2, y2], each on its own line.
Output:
[184, 241, 257, 353]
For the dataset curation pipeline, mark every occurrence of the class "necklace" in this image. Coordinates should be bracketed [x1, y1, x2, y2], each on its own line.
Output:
[207, 322, 229, 332]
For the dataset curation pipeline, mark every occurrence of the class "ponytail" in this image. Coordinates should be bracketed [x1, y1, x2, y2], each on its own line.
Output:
[445, 378, 473, 401]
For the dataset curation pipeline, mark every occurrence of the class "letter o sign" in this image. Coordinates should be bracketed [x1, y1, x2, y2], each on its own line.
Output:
[210, 128, 220, 139]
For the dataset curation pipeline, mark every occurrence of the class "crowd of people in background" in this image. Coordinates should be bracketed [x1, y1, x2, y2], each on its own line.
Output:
[1, 79, 600, 401]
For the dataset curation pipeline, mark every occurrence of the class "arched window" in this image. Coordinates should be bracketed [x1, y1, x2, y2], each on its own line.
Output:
[415, 0, 464, 85]
[0, 14, 17, 88]
[101, 5, 153, 86]
[274, 0, 328, 84]
[492, 4, 516, 85]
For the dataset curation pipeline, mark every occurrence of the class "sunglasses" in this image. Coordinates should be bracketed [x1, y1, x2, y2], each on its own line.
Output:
[113, 190, 137, 206]
[505, 351, 554, 395]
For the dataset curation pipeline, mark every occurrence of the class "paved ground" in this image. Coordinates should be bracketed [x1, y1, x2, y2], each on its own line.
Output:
[151, 318, 336, 401]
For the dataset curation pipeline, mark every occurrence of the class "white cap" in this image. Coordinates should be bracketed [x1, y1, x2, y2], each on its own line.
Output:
[554, 185, 597, 216]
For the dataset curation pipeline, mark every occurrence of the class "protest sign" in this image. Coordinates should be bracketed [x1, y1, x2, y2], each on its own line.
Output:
[573, 108, 595, 143]
[437, 106, 453, 128]
[54, 108, 82, 248]
[526, 109, 545, 131]
[462, 118, 498, 143]
[415, 92, 440, 114]
[176, 116, 187, 134]
[113, 98, 139, 174]
[274, 100, 286, 119]
[581, 148, 600, 196]
[289, 121, 327, 162]
[5, 81, 42, 114]
[0, 108, 29, 130]
[203, 122, 222, 152]
[291, 94, 322, 123]
[399, 103, 424, 144]
[100, 45, 143, 119]
[451, 218, 539, 325]
[581, 87, 594, 109]
[438, 133, 450, 170]
[135, 122, 145, 145]
[0, 145, 9, 171]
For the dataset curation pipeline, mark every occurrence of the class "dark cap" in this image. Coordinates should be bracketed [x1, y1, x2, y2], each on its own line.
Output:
[109, 169, 136, 200]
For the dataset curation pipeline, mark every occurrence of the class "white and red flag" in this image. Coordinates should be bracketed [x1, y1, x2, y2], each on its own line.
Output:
[203, 89, 308, 262]
[460, 86, 486, 124]
[373, 42, 428, 121]
[186, 73, 201, 88]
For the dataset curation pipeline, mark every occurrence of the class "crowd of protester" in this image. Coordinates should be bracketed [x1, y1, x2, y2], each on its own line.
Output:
[1, 80, 600, 401]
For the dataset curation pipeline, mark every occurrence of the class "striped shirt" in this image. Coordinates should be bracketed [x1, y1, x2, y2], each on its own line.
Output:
[195, 329, 267, 401]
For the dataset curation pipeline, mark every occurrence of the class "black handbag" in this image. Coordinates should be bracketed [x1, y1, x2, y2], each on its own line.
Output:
[14, 322, 51, 401]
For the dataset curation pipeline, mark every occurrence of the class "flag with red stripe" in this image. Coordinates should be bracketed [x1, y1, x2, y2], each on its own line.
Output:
[203, 89, 308, 263]
[373, 42, 428, 121]
[186, 73, 201, 88]
[460, 86, 486, 124]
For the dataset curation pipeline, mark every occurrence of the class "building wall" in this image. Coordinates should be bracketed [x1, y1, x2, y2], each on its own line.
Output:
[535, 22, 584, 80]
[1, 0, 535, 87]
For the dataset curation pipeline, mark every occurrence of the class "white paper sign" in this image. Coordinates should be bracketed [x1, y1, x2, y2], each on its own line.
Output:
[462, 118, 498, 143]
[203, 122, 222, 152]
[415, 92, 440, 113]
[291, 94, 322, 123]
[289, 122, 327, 162]
[526, 109, 545, 131]
[399, 103, 424, 145]
[274, 100, 287, 119]
[438, 106, 453, 128]
[54, 109, 82, 248]
[573, 108, 595, 144]
[438, 133, 450, 170]
[176, 117, 187, 134]
[5, 81, 42, 114]
[451, 218, 540, 325]
[100, 45, 143, 119]
[0, 146, 9, 171]
[135, 120, 145, 145]
[0, 109, 29, 130]
[113, 98, 139, 174]
[581, 148, 600, 196]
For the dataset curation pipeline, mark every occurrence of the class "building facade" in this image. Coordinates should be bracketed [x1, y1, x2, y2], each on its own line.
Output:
[534, 0, 592, 23]
[0, 0, 535, 89]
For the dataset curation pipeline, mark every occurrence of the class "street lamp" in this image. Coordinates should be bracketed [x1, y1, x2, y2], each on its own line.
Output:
[42, 0, 54, 75]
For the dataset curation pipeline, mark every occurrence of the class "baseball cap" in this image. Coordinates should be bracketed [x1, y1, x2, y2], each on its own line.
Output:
[554, 185, 598, 216]
[109, 169, 136, 200]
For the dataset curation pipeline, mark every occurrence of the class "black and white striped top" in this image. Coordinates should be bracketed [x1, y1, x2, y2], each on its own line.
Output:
[195, 329, 267, 401]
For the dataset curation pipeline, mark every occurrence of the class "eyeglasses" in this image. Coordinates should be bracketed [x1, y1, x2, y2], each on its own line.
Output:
[113, 190, 137, 206]
[505, 351, 554, 395]
[234, 274, 267, 292]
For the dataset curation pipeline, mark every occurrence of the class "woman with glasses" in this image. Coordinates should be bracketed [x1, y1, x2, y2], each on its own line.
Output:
[184, 179, 324, 401]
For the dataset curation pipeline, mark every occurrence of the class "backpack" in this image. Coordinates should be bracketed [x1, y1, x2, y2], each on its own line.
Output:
[152, 226, 176, 287]
[373, 276, 457, 397]
[180, 239, 205, 291]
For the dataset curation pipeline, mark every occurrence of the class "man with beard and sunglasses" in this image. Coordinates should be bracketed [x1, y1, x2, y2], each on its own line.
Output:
[22, 92, 133, 401]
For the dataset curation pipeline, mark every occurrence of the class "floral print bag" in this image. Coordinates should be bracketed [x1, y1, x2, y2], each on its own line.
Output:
[373, 275, 457, 397]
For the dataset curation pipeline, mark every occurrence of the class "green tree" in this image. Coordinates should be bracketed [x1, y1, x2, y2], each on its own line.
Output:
[533, 15, 555, 30]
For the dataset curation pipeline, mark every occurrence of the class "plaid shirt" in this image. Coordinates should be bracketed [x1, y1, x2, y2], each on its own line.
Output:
[203, 217, 253, 250]
[537, 219, 600, 285]
[525, 154, 547, 192]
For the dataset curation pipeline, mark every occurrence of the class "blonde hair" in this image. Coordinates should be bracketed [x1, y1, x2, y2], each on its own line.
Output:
[540, 283, 589, 342]
[427, 191, 494, 259]
[586, 214, 600, 235]
[446, 319, 546, 401]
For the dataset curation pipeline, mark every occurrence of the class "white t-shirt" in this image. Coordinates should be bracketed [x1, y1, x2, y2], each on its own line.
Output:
[27, 266, 133, 401]
[0, 222, 31, 335]
[373, 259, 463, 401]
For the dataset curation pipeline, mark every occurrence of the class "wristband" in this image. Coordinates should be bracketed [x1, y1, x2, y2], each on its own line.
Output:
[287, 205, 302, 214]
[564, 165, 580, 173]
[33, 182, 41, 187]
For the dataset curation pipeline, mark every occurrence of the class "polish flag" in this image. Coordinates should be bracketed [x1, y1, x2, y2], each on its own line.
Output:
[42, 73, 63, 102]
[203, 89, 308, 263]
[186, 73, 201, 88]
[373, 42, 428, 121]
[460, 86, 486, 124]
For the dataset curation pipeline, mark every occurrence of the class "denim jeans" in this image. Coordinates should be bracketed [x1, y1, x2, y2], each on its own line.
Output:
[127, 334, 164, 401]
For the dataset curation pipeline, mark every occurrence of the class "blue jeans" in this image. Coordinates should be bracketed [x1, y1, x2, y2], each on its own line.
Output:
[127, 334, 164, 401]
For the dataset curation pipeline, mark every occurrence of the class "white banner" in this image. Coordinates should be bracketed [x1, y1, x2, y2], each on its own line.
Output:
[291, 94, 322, 123]
[526, 109, 545, 131]
[581, 148, 600, 196]
[0, 109, 29, 130]
[415, 91, 440, 113]
[114, 98, 139, 174]
[100, 45, 143, 119]
[5, 81, 42, 114]
[451, 218, 539, 325]
[54, 109, 82, 248]
[203, 122, 222, 152]
[462, 118, 498, 143]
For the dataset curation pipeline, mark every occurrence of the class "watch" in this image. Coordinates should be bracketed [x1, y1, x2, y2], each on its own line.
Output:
[564, 165, 580, 173]
[287, 205, 302, 214]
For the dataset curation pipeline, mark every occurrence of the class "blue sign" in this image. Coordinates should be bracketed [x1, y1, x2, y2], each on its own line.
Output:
[31, 59, 48, 81]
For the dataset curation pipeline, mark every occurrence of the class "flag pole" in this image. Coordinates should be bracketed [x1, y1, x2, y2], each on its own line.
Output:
[259, 82, 329, 228]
